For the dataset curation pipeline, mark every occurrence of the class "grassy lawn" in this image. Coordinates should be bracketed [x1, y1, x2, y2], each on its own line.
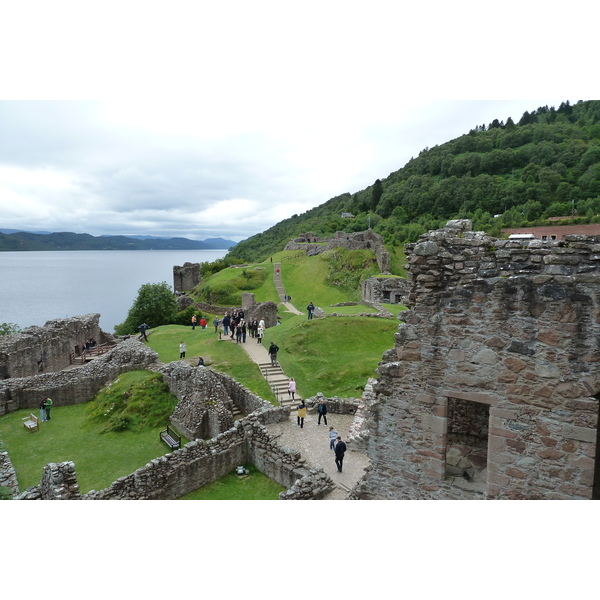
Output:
[0, 403, 169, 493]
[147, 324, 277, 403]
[178, 464, 285, 499]
[262, 315, 398, 399]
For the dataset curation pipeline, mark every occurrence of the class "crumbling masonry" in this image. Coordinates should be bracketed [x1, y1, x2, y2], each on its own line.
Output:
[353, 220, 600, 500]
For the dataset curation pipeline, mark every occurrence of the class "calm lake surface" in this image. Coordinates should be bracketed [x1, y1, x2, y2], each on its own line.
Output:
[0, 249, 228, 333]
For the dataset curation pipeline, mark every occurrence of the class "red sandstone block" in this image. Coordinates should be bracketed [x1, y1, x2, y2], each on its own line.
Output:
[536, 331, 560, 346]
[489, 425, 518, 439]
[537, 448, 564, 460]
[504, 356, 528, 373]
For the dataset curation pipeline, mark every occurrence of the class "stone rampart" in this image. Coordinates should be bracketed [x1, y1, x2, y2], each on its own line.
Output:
[357, 223, 600, 500]
[0, 314, 112, 379]
[0, 339, 160, 417]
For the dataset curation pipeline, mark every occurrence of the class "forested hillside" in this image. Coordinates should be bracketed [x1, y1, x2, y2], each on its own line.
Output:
[229, 100, 600, 262]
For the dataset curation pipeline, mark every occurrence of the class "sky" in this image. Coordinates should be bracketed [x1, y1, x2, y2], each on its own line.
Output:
[0, 3, 595, 244]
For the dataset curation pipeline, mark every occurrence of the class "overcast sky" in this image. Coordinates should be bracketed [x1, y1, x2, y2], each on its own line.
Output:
[0, 3, 594, 243]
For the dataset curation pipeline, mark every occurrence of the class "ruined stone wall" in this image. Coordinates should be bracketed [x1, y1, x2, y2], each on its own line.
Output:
[357, 224, 600, 500]
[161, 361, 273, 440]
[77, 414, 310, 500]
[0, 340, 160, 417]
[173, 262, 201, 293]
[241, 293, 278, 328]
[0, 314, 111, 379]
[0, 451, 19, 497]
[362, 276, 410, 305]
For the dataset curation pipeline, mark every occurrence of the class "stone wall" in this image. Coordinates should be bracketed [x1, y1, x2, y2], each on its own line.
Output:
[161, 361, 273, 440]
[283, 229, 391, 273]
[0, 314, 112, 379]
[241, 293, 279, 328]
[173, 262, 201, 293]
[0, 339, 160, 417]
[355, 222, 600, 500]
[0, 451, 19, 497]
[362, 276, 410, 305]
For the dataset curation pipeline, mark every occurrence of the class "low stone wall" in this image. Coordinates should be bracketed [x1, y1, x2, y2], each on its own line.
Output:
[0, 339, 160, 417]
[0, 451, 19, 497]
[15, 407, 333, 500]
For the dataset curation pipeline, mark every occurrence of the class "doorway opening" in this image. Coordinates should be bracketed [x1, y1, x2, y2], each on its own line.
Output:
[445, 397, 489, 493]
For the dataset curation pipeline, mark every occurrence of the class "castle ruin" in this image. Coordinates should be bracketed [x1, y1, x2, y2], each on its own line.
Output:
[354, 220, 600, 500]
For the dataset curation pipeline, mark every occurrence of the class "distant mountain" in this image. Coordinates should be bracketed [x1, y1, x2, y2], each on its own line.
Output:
[0, 231, 237, 251]
[0, 228, 52, 235]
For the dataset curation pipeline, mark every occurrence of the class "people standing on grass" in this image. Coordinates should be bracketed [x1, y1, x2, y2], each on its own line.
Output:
[200, 317, 207, 330]
[335, 436, 347, 473]
[213, 317, 220, 333]
[39, 397, 47, 422]
[307, 302, 315, 320]
[179, 341, 187, 359]
[288, 378, 296, 400]
[297, 400, 307, 428]
[317, 399, 328, 426]
[191, 315, 197, 330]
[45, 397, 53, 421]
[329, 427, 338, 451]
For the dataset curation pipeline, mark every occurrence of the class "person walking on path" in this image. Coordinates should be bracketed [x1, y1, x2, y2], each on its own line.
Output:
[317, 399, 328, 425]
[287, 378, 296, 400]
[45, 397, 53, 421]
[222, 314, 231, 336]
[329, 426, 338, 451]
[268, 341, 279, 366]
[307, 302, 315, 320]
[179, 341, 187, 359]
[335, 436, 347, 472]
[39, 398, 47, 422]
[257, 325, 264, 344]
[297, 400, 307, 428]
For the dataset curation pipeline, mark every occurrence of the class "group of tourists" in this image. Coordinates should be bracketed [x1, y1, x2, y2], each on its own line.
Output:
[220, 311, 266, 345]
[191, 315, 207, 330]
[294, 396, 347, 472]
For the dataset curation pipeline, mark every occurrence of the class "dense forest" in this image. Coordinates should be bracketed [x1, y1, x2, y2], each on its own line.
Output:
[229, 100, 600, 262]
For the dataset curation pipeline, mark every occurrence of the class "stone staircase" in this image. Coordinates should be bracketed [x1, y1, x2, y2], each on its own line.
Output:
[259, 362, 301, 408]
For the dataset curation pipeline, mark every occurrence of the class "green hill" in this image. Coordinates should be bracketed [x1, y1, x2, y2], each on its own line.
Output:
[229, 100, 600, 262]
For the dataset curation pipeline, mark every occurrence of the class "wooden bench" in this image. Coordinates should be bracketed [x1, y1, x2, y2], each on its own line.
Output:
[160, 425, 181, 451]
[22, 413, 39, 432]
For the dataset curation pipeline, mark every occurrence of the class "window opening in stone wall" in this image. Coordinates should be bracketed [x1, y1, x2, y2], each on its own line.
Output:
[445, 397, 489, 494]
[593, 394, 600, 500]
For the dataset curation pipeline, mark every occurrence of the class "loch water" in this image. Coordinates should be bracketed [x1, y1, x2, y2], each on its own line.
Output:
[0, 249, 228, 333]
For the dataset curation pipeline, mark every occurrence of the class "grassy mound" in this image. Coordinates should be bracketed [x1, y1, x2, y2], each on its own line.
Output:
[84, 370, 180, 433]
